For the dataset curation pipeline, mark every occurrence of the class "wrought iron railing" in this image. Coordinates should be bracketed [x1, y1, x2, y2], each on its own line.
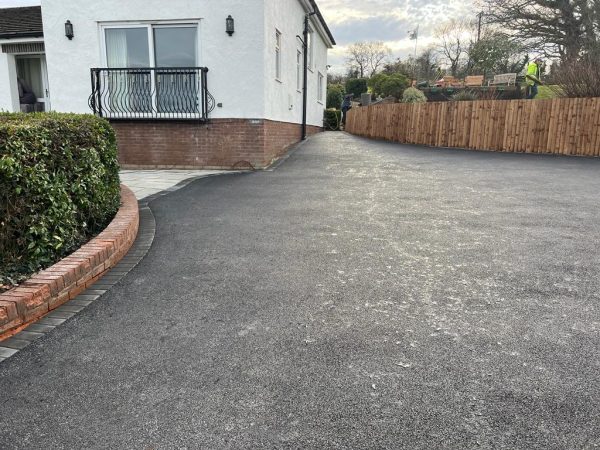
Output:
[89, 67, 215, 121]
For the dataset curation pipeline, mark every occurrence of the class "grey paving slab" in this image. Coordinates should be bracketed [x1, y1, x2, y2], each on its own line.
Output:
[120, 169, 234, 200]
[36, 317, 67, 326]
[0, 347, 18, 358]
[1, 338, 31, 350]
[14, 331, 44, 342]
[1, 133, 599, 449]
[25, 324, 56, 334]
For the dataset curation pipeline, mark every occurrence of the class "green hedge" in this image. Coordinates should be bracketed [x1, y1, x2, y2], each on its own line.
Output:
[0, 113, 120, 285]
[324, 109, 342, 131]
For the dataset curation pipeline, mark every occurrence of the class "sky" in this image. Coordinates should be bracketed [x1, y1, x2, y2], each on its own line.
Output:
[0, 0, 477, 74]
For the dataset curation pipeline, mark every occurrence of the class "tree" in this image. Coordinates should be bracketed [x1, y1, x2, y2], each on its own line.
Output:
[468, 32, 528, 76]
[326, 84, 344, 109]
[380, 75, 410, 99]
[382, 48, 440, 82]
[367, 73, 389, 97]
[483, 0, 600, 62]
[435, 20, 473, 76]
[346, 41, 391, 78]
[345, 78, 368, 98]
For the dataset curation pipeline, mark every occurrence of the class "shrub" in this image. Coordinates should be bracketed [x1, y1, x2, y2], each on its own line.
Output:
[326, 85, 344, 109]
[551, 55, 600, 98]
[451, 90, 479, 101]
[0, 112, 120, 286]
[324, 109, 342, 131]
[368, 73, 389, 97]
[380, 75, 410, 99]
[345, 78, 368, 98]
[402, 87, 428, 103]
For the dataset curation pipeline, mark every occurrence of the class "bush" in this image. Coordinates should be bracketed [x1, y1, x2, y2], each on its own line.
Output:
[0, 112, 120, 286]
[324, 109, 342, 131]
[380, 75, 410, 99]
[326, 85, 344, 109]
[451, 90, 479, 101]
[345, 78, 368, 98]
[368, 73, 389, 97]
[402, 87, 428, 103]
[552, 56, 600, 98]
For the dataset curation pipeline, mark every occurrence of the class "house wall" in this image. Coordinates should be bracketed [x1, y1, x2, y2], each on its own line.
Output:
[0, 52, 18, 112]
[40, 0, 266, 119]
[263, 0, 329, 128]
[112, 119, 322, 169]
[36, 0, 331, 168]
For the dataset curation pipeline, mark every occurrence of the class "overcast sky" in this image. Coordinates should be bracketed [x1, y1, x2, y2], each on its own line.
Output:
[0, 0, 477, 73]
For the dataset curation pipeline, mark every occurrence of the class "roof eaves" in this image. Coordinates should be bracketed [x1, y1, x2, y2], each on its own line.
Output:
[308, 0, 336, 46]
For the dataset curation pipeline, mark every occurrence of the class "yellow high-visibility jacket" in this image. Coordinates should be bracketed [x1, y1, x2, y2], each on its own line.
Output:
[526, 62, 542, 85]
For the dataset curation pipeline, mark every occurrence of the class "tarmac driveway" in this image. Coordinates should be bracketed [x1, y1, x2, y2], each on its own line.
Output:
[1, 132, 599, 449]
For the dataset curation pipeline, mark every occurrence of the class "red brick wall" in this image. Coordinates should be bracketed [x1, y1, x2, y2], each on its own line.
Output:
[112, 119, 322, 169]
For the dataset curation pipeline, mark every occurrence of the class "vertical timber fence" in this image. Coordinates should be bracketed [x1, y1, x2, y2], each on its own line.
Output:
[345, 98, 600, 157]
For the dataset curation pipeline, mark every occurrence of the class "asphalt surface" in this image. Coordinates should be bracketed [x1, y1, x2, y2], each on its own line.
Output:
[1, 132, 599, 449]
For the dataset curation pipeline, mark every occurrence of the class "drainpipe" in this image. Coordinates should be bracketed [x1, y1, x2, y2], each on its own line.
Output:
[302, 11, 316, 140]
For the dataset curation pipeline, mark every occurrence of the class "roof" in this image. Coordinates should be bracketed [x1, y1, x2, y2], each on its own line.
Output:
[0, 6, 43, 40]
[309, 0, 336, 46]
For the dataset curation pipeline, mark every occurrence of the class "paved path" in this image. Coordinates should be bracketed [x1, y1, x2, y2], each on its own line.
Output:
[1, 133, 599, 449]
[120, 169, 232, 200]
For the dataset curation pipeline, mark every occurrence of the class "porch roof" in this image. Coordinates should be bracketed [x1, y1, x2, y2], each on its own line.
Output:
[0, 6, 43, 40]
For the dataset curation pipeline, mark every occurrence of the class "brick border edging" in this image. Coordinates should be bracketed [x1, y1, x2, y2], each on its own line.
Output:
[0, 185, 139, 339]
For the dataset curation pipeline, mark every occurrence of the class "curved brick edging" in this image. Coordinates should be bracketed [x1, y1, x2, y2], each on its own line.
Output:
[0, 185, 139, 339]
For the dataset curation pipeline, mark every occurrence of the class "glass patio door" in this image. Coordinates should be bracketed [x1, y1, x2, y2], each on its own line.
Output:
[105, 27, 152, 114]
[16, 55, 50, 111]
[153, 26, 198, 114]
[103, 24, 199, 116]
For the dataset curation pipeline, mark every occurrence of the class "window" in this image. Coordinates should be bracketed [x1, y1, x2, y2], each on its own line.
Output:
[104, 25, 197, 68]
[307, 28, 314, 70]
[275, 30, 282, 81]
[318, 72, 324, 103]
[102, 24, 200, 116]
[296, 50, 302, 91]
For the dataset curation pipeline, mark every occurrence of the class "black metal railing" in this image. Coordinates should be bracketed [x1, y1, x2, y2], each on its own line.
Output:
[89, 67, 215, 121]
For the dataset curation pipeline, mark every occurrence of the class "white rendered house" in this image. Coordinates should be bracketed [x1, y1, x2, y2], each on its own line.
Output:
[0, 0, 334, 168]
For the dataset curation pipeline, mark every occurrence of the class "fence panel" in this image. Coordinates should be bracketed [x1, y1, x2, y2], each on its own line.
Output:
[345, 97, 600, 157]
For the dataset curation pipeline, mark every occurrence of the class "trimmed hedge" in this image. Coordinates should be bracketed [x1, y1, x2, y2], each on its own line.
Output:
[0, 113, 120, 286]
[324, 109, 342, 131]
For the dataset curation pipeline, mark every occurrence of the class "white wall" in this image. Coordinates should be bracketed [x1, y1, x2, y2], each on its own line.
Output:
[0, 52, 18, 112]
[40, 0, 266, 119]
[263, 0, 330, 127]
[37, 0, 330, 123]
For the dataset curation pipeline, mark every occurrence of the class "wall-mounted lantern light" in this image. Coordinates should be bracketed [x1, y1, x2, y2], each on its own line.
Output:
[226, 15, 234, 36]
[65, 20, 74, 40]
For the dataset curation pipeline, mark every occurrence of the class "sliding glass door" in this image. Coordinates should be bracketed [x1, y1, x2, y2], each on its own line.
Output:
[103, 24, 199, 117]
[153, 26, 198, 113]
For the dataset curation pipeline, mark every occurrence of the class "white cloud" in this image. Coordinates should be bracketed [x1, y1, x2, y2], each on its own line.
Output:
[317, 0, 477, 74]
[0, 0, 40, 7]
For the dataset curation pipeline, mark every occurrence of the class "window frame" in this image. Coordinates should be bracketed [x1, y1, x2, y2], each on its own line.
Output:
[99, 21, 201, 69]
[296, 49, 302, 92]
[275, 29, 282, 82]
[317, 71, 324, 104]
[98, 21, 203, 120]
[307, 27, 314, 72]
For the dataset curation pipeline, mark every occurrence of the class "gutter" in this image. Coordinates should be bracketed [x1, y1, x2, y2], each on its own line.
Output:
[0, 32, 43, 40]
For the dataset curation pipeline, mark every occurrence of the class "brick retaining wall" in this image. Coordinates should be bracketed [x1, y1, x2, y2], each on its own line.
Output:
[0, 185, 139, 339]
[112, 119, 322, 169]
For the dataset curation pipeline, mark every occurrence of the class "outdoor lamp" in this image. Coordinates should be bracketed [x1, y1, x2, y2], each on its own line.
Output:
[226, 15, 234, 36]
[65, 20, 74, 40]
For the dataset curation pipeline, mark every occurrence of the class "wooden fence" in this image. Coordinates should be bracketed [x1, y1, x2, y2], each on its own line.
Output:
[345, 98, 600, 157]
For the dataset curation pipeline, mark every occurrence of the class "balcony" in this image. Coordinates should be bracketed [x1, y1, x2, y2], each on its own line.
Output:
[89, 67, 215, 121]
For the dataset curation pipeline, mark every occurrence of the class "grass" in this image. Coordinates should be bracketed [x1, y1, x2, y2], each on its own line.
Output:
[536, 85, 563, 99]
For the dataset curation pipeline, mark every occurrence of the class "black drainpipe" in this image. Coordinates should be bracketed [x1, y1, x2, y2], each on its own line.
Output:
[302, 11, 316, 140]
